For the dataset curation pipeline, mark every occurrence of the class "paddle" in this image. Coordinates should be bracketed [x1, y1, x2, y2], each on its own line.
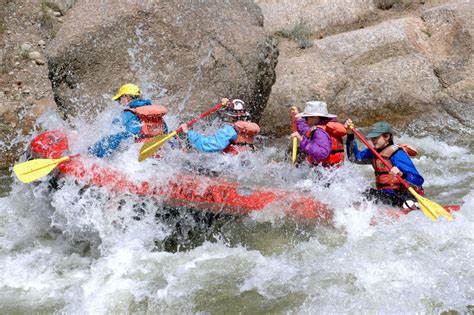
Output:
[13, 154, 78, 183]
[349, 125, 453, 221]
[138, 100, 228, 162]
[291, 109, 298, 165]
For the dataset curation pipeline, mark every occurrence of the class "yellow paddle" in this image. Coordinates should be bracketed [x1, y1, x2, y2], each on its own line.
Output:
[138, 100, 228, 162]
[291, 110, 298, 165]
[138, 131, 178, 162]
[350, 125, 452, 221]
[13, 155, 73, 183]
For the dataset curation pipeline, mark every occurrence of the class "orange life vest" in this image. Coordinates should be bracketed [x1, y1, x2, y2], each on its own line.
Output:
[398, 144, 417, 157]
[223, 121, 260, 155]
[373, 145, 402, 191]
[305, 122, 347, 166]
[125, 105, 167, 143]
[373, 144, 423, 193]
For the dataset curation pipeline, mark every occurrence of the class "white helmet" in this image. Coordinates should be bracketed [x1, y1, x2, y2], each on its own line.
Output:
[223, 99, 250, 118]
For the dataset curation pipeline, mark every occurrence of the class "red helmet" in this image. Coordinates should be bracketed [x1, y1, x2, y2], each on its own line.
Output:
[223, 99, 250, 118]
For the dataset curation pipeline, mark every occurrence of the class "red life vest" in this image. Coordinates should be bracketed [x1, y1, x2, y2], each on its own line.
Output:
[373, 145, 403, 191]
[305, 122, 347, 166]
[223, 121, 260, 155]
[125, 105, 167, 143]
[373, 144, 424, 194]
[398, 144, 417, 157]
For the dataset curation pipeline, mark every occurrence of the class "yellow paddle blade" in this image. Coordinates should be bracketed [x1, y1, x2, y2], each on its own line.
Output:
[138, 131, 177, 162]
[408, 187, 453, 221]
[292, 138, 298, 164]
[13, 156, 70, 183]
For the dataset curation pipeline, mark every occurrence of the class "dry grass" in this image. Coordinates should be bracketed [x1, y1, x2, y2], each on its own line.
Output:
[39, 0, 61, 37]
[275, 19, 313, 49]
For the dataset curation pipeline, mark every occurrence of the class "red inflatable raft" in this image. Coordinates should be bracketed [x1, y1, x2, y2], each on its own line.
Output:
[28, 130, 460, 223]
[28, 130, 334, 222]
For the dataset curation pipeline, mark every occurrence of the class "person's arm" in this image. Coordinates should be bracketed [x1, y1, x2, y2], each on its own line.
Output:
[390, 150, 424, 187]
[88, 112, 141, 158]
[346, 134, 373, 164]
[299, 127, 331, 162]
[296, 118, 310, 136]
[187, 124, 237, 152]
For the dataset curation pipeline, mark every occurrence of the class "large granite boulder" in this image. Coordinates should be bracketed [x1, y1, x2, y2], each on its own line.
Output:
[260, 3, 473, 145]
[47, 0, 278, 122]
[0, 0, 67, 164]
[255, 0, 375, 36]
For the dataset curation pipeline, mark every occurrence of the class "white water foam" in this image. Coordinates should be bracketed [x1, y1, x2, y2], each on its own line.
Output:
[1, 106, 473, 313]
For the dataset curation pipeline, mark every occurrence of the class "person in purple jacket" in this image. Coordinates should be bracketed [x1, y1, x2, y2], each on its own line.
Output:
[291, 101, 346, 168]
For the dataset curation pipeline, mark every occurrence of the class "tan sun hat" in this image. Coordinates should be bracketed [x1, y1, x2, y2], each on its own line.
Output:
[296, 101, 337, 118]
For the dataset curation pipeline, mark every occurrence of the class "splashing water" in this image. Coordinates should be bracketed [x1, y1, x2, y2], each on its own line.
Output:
[1, 106, 473, 313]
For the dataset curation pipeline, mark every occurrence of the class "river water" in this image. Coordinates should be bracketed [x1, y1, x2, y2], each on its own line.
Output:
[0, 109, 473, 314]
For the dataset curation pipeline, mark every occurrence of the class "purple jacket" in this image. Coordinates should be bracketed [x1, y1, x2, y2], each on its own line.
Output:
[296, 118, 332, 163]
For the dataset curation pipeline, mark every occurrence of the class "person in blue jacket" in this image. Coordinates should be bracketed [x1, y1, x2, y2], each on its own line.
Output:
[344, 120, 424, 208]
[179, 99, 260, 155]
[88, 84, 169, 158]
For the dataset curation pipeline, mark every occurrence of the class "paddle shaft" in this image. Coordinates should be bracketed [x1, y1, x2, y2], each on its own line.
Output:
[177, 102, 226, 133]
[291, 111, 297, 164]
[292, 112, 297, 132]
[351, 127, 410, 190]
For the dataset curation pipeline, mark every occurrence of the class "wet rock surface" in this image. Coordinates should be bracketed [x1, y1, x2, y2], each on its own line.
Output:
[0, 0, 472, 166]
[47, 0, 277, 122]
[259, 1, 472, 148]
[0, 0, 68, 164]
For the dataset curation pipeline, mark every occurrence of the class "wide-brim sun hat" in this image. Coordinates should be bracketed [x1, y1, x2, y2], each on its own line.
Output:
[296, 101, 337, 118]
[366, 121, 393, 138]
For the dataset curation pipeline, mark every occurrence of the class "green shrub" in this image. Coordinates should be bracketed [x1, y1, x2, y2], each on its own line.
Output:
[276, 19, 314, 49]
[39, 1, 55, 30]
[374, 0, 413, 10]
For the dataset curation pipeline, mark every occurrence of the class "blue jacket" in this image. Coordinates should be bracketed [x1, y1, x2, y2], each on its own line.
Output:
[346, 135, 424, 193]
[187, 124, 237, 152]
[88, 99, 168, 158]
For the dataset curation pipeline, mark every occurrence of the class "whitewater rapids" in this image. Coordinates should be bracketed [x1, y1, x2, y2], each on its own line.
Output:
[0, 110, 473, 314]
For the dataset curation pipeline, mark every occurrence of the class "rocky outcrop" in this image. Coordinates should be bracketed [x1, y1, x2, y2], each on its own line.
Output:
[0, 0, 72, 164]
[255, 0, 375, 37]
[259, 2, 473, 145]
[421, 3, 473, 87]
[1, 0, 472, 169]
[47, 0, 277, 122]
